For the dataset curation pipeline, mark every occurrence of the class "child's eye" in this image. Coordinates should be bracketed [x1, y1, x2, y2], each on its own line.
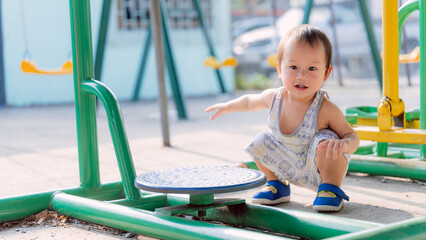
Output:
[290, 65, 298, 70]
[309, 67, 317, 71]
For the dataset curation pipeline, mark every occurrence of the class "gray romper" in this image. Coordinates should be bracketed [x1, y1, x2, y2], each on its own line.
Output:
[245, 87, 350, 191]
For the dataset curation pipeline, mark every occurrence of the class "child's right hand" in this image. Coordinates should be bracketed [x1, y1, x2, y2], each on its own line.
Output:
[317, 138, 349, 160]
[205, 103, 228, 120]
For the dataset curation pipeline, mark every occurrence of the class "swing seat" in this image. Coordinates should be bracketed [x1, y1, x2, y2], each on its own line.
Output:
[399, 46, 420, 63]
[380, 46, 420, 64]
[21, 59, 73, 75]
[204, 56, 238, 69]
[204, 56, 220, 69]
[222, 56, 238, 67]
[267, 53, 277, 68]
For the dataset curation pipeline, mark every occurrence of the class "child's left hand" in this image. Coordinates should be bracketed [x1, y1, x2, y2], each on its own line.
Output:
[317, 139, 349, 160]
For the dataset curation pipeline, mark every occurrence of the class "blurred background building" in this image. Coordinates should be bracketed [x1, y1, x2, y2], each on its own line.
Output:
[2, 0, 233, 106]
[0, 0, 420, 106]
[231, 0, 419, 90]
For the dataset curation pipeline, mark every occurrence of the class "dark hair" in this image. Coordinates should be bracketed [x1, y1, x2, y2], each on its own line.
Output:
[276, 24, 332, 74]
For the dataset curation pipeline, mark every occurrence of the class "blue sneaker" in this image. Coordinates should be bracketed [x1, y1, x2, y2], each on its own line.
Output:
[313, 183, 349, 212]
[252, 180, 290, 205]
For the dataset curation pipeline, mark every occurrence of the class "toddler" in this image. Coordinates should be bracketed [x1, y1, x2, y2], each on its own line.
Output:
[206, 25, 359, 212]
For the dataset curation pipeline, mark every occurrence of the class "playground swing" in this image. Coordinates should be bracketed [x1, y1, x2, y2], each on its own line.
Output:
[19, 0, 73, 75]
[192, 0, 234, 90]
[21, 52, 73, 75]
[203, 56, 238, 69]
[266, 53, 278, 68]
[398, 3, 420, 65]
[379, 45, 420, 63]
[130, 0, 230, 115]
[399, 45, 420, 63]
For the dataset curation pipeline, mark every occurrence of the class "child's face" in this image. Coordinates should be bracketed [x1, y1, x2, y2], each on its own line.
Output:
[277, 39, 331, 100]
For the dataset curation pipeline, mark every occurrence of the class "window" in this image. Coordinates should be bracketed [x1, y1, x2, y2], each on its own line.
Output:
[117, 0, 212, 30]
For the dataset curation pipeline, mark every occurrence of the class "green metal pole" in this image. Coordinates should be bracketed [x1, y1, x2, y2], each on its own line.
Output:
[0, 182, 124, 223]
[348, 158, 426, 181]
[51, 192, 290, 240]
[398, 0, 419, 89]
[326, 216, 426, 240]
[398, 0, 419, 52]
[358, 0, 383, 90]
[240, 156, 426, 181]
[206, 205, 381, 240]
[159, 0, 187, 119]
[69, 0, 101, 188]
[109, 194, 167, 210]
[375, 142, 388, 157]
[165, 195, 382, 240]
[192, 0, 226, 93]
[419, 0, 426, 159]
[81, 79, 141, 200]
[329, 0, 344, 86]
[354, 144, 375, 155]
[132, 23, 152, 101]
[302, 0, 314, 24]
[0, 0, 6, 107]
[94, 0, 112, 81]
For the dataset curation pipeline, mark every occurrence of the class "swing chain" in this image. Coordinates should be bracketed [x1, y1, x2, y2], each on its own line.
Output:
[20, 0, 30, 53]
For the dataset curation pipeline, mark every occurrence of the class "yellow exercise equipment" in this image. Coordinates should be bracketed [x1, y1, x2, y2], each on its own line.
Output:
[21, 58, 73, 75]
[352, 0, 426, 145]
[355, 125, 426, 145]
[203, 56, 238, 69]
[377, 0, 405, 131]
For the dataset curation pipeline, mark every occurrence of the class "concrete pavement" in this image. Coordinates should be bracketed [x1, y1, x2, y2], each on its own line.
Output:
[0, 80, 425, 239]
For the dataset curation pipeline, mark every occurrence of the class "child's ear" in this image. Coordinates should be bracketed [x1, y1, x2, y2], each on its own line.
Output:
[324, 66, 332, 81]
[276, 63, 282, 77]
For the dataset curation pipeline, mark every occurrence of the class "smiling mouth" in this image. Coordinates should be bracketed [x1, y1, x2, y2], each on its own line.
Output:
[295, 84, 308, 89]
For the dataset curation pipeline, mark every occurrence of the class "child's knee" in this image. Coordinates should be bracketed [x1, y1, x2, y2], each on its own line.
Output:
[315, 145, 347, 166]
[315, 146, 326, 164]
[251, 131, 273, 146]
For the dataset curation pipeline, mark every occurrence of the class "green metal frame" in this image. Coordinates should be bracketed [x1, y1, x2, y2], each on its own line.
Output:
[302, 0, 314, 24]
[131, 0, 230, 116]
[132, 0, 227, 100]
[417, 0, 426, 159]
[0, 1, 425, 239]
[70, 0, 100, 189]
[94, 0, 188, 119]
[81, 79, 140, 199]
[326, 216, 426, 239]
[94, 0, 111, 81]
[0, 0, 5, 107]
[159, 0, 187, 119]
[358, 0, 383, 90]
[132, 23, 152, 101]
[192, 0, 226, 93]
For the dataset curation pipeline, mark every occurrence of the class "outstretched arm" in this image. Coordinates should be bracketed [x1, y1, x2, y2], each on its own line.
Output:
[205, 88, 275, 120]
